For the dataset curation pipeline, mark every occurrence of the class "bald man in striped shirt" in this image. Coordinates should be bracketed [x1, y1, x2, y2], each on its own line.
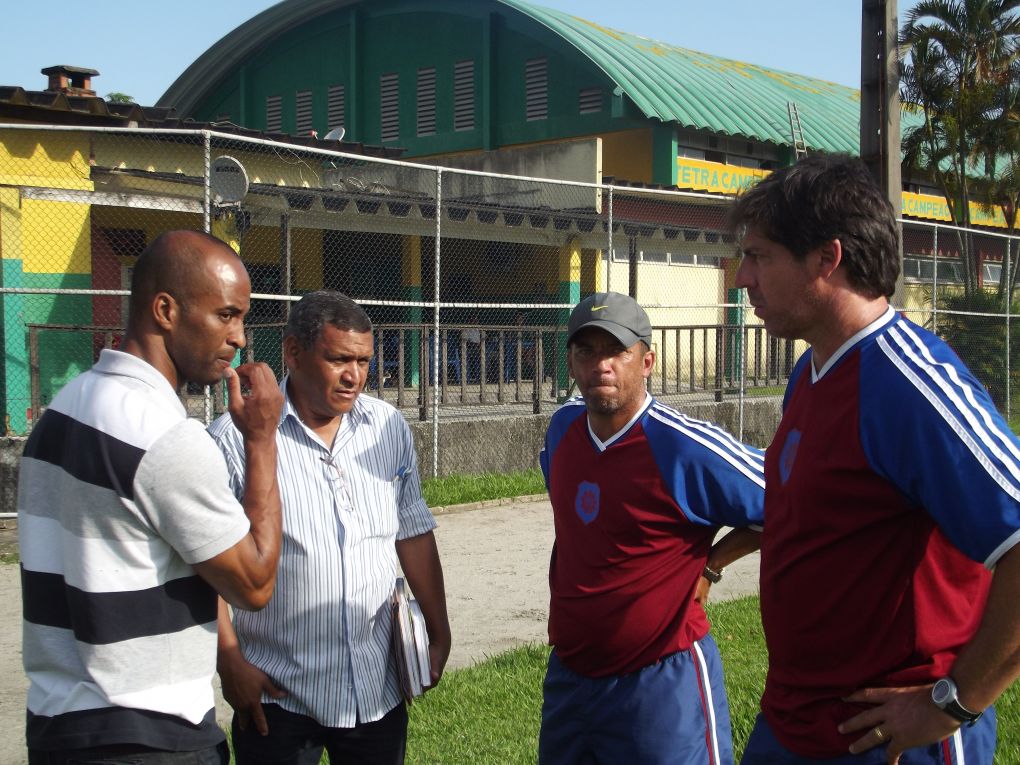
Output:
[210, 291, 450, 765]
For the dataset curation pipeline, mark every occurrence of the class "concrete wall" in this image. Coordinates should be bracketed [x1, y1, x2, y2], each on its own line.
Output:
[0, 398, 781, 514]
[0, 438, 20, 517]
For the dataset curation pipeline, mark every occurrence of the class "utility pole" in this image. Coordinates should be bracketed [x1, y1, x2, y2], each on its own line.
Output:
[861, 0, 904, 304]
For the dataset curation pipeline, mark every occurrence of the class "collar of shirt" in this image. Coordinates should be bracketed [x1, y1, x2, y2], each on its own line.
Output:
[811, 305, 897, 382]
[95, 349, 186, 417]
[278, 375, 375, 437]
[587, 391, 653, 451]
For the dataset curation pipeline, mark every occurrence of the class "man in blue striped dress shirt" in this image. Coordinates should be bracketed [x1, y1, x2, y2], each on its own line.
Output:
[210, 291, 450, 764]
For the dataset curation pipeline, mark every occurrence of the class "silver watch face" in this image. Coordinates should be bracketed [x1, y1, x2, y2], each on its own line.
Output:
[932, 677, 954, 706]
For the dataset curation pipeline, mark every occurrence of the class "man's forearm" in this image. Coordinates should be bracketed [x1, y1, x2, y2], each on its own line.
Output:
[946, 543, 1020, 713]
[243, 435, 282, 566]
[706, 527, 761, 572]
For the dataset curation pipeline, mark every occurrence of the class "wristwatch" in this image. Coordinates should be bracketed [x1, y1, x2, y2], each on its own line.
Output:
[931, 676, 982, 726]
[702, 565, 723, 584]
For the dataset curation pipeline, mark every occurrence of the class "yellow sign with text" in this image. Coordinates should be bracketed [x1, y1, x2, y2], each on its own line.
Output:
[677, 157, 1008, 229]
[676, 157, 769, 194]
[901, 191, 1007, 229]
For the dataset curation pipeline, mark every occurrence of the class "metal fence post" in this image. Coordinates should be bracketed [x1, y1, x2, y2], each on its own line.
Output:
[1008, 236, 1013, 420]
[203, 131, 213, 425]
[932, 225, 939, 333]
[606, 186, 613, 293]
[29, 327, 40, 425]
[280, 213, 292, 321]
[738, 288, 746, 441]
[432, 168, 442, 479]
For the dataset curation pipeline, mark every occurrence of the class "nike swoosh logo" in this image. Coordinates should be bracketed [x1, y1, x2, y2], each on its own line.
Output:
[590, 305, 608, 311]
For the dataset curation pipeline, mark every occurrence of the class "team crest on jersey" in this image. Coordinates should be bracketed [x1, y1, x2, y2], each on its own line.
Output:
[575, 481, 600, 524]
[779, 429, 801, 484]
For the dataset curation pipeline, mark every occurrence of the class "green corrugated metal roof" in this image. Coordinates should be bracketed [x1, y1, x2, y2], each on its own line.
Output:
[502, 0, 883, 154]
[160, 0, 910, 155]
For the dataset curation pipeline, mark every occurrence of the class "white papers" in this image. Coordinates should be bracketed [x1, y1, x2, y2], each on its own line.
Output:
[391, 577, 431, 701]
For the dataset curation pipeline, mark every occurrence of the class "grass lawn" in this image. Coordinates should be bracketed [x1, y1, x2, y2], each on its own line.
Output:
[421, 469, 546, 508]
[407, 596, 1020, 764]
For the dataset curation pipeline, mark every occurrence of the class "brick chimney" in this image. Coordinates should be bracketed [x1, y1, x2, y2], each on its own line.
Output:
[41, 65, 99, 97]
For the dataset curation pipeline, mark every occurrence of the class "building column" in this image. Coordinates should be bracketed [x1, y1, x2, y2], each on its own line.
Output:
[556, 236, 581, 396]
[652, 123, 678, 187]
[723, 257, 744, 388]
[402, 235, 423, 385]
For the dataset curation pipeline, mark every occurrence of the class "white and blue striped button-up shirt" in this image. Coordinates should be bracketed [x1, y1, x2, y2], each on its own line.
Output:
[208, 379, 436, 726]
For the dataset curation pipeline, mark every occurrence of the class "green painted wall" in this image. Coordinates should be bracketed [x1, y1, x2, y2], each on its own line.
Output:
[2, 263, 92, 434]
[188, 0, 649, 159]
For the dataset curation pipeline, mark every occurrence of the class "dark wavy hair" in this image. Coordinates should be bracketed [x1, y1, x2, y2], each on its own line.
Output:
[726, 154, 900, 298]
[285, 290, 372, 349]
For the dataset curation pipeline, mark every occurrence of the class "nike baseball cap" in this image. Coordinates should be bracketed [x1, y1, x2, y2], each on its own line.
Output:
[567, 292, 652, 348]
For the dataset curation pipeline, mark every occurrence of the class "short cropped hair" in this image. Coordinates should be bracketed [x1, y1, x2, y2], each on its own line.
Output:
[128, 230, 238, 322]
[285, 290, 373, 349]
[726, 154, 900, 298]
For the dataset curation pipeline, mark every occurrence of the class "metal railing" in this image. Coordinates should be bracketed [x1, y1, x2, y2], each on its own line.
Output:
[27, 321, 798, 426]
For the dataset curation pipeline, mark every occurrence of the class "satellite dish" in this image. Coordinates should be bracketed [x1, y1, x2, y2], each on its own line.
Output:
[210, 155, 249, 205]
[323, 126, 346, 142]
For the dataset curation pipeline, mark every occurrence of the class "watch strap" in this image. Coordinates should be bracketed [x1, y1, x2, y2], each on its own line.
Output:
[941, 697, 982, 726]
[933, 677, 983, 726]
[703, 565, 723, 584]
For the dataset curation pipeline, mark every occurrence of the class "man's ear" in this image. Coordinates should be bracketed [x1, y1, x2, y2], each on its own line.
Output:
[816, 239, 843, 279]
[642, 347, 656, 379]
[282, 335, 300, 372]
[152, 292, 178, 331]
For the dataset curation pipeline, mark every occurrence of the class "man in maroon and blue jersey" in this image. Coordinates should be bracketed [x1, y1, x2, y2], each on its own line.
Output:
[538, 291, 765, 765]
[731, 154, 1020, 764]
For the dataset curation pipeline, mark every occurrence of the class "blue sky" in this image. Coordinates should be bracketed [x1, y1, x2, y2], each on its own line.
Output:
[2, 1, 921, 106]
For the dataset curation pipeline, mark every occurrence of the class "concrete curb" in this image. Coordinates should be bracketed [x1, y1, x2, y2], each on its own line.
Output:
[431, 493, 549, 515]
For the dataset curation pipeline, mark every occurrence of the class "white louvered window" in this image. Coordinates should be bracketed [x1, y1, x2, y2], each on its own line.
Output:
[525, 57, 548, 121]
[327, 84, 345, 132]
[265, 95, 282, 133]
[454, 59, 475, 131]
[417, 67, 436, 137]
[578, 87, 602, 115]
[380, 73, 399, 142]
[295, 90, 313, 135]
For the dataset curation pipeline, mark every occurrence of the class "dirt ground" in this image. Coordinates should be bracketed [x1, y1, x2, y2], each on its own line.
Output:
[0, 521, 18, 559]
[0, 498, 760, 764]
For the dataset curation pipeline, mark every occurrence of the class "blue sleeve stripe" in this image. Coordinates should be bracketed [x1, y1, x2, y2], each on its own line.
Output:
[898, 323, 1020, 463]
[650, 403, 765, 469]
[888, 322, 1020, 476]
[647, 407, 766, 489]
[880, 325, 1020, 499]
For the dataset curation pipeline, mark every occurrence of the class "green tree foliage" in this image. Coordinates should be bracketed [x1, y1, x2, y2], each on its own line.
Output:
[105, 92, 135, 104]
[899, 0, 1020, 298]
[933, 288, 1020, 410]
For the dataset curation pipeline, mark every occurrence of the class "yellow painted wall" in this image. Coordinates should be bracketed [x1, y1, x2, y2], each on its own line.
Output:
[0, 188, 23, 263]
[0, 130, 94, 274]
[292, 227, 324, 291]
[22, 201, 92, 274]
[581, 248, 603, 294]
[601, 129, 653, 185]
[0, 132, 92, 191]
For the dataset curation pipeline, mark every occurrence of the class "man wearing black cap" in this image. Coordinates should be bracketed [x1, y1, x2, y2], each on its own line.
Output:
[538, 291, 764, 765]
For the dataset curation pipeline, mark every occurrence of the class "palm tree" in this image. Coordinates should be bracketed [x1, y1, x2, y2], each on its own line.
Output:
[972, 54, 1020, 305]
[900, 0, 1020, 297]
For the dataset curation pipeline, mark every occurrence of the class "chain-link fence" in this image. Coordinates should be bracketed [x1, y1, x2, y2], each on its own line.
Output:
[3, 124, 1018, 474]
